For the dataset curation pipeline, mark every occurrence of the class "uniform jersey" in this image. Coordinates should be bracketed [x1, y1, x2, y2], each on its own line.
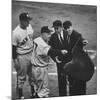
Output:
[31, 37, 51, 67]
[31, 36, 51, 97]
[12, 24, 34, 54]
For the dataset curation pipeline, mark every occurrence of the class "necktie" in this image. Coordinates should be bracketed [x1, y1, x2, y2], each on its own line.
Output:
[67, 35, 70, 44]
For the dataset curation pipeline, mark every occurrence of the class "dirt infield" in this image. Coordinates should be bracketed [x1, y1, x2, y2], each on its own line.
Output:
[12, 0, 97, 99]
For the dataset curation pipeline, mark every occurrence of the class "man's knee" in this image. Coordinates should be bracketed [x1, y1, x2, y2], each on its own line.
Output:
[17, 76, 26, 88]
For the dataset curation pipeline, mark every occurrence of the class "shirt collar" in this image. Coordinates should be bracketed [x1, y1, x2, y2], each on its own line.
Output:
[60, 31, 64, 39]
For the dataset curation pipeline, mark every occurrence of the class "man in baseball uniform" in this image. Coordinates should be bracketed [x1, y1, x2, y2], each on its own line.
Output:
[12, 12, 35, 99]
[31, 26, 67, 98]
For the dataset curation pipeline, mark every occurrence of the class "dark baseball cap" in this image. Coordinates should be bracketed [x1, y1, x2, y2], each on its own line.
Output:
[63, 21, 72, 29]
[41, 26, 52, 34]
[19, 12, 32, 21]
[52, 20, 62, 27]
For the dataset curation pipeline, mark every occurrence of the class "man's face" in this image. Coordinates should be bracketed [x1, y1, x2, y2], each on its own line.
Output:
[20, 20, 29, 29]
[43, 32, 51, 42]
[54, 26, 62, 34]
[66, 26, 73, 35]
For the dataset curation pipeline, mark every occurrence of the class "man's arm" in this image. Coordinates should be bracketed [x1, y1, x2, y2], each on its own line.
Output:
[12, 45, 17, 60]
[48, 34, 57, 49]
[48, 48, 62, 57]
[48, 48, 68, 62]
[12, 31, 18, 60]
[77, 34, 88, 49]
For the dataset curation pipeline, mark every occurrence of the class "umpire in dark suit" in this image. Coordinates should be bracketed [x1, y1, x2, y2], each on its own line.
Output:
[62, 20, 88, 96]
[49, 20, 88, 96]
[49, 20, 70, 96]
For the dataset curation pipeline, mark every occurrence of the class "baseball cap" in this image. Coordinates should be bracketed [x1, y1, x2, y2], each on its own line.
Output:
[19, 12, 32, 21]
[41, 26, 52, 34]
[63, 21, 72, 29]
[52, 20, 62, 27]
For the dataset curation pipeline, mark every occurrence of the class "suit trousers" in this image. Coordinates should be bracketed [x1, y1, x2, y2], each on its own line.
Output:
[68, 75, 86, 96]
[57, 63, 67, 96]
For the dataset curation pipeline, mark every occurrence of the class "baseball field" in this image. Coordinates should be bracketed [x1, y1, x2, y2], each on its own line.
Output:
[12, 1, 97, 99]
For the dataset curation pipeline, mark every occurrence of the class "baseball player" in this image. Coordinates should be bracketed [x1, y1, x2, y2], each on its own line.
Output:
[31, 26, 67, 98]
[12, 12, 35, 99]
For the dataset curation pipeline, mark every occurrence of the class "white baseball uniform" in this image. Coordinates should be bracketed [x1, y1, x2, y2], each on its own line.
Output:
[31, 36, 51, 97]
[12, 24, 34, 89]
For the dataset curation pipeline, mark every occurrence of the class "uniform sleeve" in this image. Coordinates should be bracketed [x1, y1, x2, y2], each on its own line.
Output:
[39, 44, 51, 55]
[48, 47, 63, 62]
[34, 37, 51, 56]
[12, 32, 19, 46]
[12, 31, 18, 59]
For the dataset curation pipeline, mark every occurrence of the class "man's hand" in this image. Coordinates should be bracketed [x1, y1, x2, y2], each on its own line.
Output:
[55, 56, 62, 63]
[83, 40, 88, 45]
[13, 59, 19, 71]
[61, 50, 68, 55]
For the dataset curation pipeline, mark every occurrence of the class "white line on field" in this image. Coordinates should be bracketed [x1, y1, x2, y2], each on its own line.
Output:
[87, 50, 96, 53]
[12, 71, 57, 76]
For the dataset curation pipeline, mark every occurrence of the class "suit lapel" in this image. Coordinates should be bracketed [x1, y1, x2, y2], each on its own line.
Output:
[56, 33, 63, 45]
[68, 31, 78, 50]
[63, 30, 69, 45]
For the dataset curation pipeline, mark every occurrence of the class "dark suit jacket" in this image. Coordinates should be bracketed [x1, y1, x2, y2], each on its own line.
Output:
[49, 30, 85, 64]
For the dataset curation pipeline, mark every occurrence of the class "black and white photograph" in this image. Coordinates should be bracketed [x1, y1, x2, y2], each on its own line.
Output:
[12, 0, 97, 99]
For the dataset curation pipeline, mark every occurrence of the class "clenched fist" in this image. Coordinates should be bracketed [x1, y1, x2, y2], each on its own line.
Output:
[61, 50, 68, 55]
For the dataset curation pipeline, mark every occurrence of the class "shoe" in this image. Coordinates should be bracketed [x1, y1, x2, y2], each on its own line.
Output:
[16, 96, 24, 100]
[38, 88, 49, 98]
[16, 88, 24, 99]
[31, 93, 40, 98]
[20, 96, 24, 100]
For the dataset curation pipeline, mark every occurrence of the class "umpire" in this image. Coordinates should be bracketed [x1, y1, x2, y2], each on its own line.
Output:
[49, 20, 88, 96]
[63, 20, 88, 96]
[49, 20, 68, 96]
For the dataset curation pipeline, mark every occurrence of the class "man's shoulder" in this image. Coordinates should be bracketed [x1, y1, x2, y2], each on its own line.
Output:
[50, 32, 57, 39]
[34, 37, 48, 47]
[13, 25, 20, 32]
[72, 30, 81, 37]
[13, 25, 22, 35]
[13, 25, 21, 38]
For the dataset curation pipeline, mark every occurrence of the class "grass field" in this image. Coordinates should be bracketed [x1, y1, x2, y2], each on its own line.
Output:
[12, 1, 97, 99]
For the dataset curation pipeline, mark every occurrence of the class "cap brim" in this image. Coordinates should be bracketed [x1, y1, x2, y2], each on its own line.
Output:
[27, 17, 32, 20]
[49, 30, 53, 33]
[46, 30, 53, 34]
